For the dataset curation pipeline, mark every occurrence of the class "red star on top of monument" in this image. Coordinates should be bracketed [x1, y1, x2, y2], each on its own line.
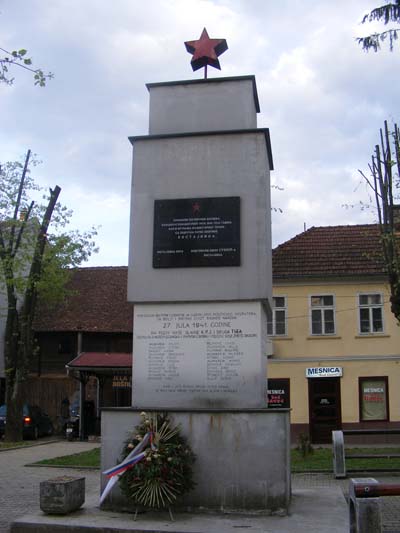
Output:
[185, 28, 228, 75]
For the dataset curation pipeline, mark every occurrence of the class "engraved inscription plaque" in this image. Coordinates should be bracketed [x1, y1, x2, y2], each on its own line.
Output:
[153, 196, 240, 268]
[132, 301, 267, 409]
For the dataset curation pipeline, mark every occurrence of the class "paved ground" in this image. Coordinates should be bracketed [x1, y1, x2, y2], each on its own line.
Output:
[1, 440, 400, 532]
[293, 473, 400, 533]
[0, 439, 100, 532]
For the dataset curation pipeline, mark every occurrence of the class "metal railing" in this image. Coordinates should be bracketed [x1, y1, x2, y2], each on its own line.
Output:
[332, 429, 400, 479]
[349, 478, 400, 533]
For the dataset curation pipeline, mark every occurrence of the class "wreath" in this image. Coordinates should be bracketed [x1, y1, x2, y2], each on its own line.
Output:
[118, 412, 195, 509]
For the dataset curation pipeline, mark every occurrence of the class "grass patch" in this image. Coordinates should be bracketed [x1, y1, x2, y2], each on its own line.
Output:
[28, 446, 400, 472]
[34, 447, 100, 468]
[292, 447, 400, 472]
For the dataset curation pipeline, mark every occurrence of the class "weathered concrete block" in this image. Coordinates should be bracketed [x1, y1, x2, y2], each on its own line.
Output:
[101, 408, 291, 513]
[349, 478, 382, 533]
[147, 77, 259, 135]
[40, 476, 85, 515]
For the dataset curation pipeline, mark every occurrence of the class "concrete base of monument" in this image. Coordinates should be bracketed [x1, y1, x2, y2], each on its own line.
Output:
[101, 407, 291, 513]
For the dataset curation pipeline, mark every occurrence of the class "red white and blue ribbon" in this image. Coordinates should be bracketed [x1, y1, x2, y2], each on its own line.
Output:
[100, 432, 151, 505]
[103, 451, 146, 477]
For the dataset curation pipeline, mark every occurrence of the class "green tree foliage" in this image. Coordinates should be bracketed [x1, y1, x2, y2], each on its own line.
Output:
[0, 151, 97, 441]
[0, 47, 53, 86]
[359, 121, 400, 321]
[357, 1, 400, 51]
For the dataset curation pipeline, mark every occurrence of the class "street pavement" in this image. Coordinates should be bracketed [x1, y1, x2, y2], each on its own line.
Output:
[1, 440, 400, 532]
[292, 473, 400, 533]
[0, 439, 100, 532]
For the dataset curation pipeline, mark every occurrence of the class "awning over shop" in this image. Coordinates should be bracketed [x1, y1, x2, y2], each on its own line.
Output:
[66, 352, 132, 374]
[65, 352, 132, 441]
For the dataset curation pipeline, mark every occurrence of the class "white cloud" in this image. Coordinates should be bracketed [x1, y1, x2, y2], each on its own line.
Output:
[0, 0, 397, 265]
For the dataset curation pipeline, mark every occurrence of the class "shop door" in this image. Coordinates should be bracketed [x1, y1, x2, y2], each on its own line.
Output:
[308, 377, 342, 443]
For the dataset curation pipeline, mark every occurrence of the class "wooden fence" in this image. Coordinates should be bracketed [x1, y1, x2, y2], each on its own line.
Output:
[25, 376, 79, 433]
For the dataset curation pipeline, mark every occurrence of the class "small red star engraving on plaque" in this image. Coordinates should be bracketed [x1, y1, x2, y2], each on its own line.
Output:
[192, 202, 201, 214]
[185, 28, 228, 78]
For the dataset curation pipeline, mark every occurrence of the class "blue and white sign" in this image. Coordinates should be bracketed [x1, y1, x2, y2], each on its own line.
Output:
[306, 366, 343, 378]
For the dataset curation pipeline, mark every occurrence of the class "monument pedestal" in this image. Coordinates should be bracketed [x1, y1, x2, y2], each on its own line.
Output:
[100, 74, 290, 514]
[101, 407, 290, 513]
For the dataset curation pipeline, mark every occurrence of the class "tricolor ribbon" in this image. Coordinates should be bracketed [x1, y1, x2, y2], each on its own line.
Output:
[100, 432, 151, 505]
[104, 451, 146, 477]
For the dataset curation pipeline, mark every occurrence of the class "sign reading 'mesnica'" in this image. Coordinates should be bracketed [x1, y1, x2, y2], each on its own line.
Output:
[153, 196, 240, 268]
[305, 367, 343, 378]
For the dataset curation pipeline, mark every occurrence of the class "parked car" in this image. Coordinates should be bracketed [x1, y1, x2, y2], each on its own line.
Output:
[0, 404, 54, 440]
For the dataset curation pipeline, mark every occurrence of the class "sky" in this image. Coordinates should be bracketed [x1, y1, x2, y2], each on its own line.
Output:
[0, 0, 399, 267]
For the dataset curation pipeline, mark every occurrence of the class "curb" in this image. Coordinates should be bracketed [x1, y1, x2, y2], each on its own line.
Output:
[293, 469, 400, 475]
[0, 439, 62, 452]
[25, 463, 99, 470]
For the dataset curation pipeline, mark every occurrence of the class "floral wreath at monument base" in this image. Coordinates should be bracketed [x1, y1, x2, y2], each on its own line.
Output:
[102, 412, 195, 509]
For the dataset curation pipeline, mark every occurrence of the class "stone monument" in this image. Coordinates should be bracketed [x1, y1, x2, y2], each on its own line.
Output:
[101, 30, 290, 513]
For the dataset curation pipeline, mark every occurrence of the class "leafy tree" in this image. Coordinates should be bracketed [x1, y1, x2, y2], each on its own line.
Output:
[0, 151, 97, 441]
[357, 1, 400, 51]
[0, 47, 53, 86]
[359, 121, 400, 321]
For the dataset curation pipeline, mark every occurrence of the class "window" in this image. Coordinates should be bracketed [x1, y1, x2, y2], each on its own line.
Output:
[267, 296, 287, 336]
[359, 377, 389, 421]
[58, 337, 72, 354]
[358, 294, 383, 334]
[310, 295, 335, 335]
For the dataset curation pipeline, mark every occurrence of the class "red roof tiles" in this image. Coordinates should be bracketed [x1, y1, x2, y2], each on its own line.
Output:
[33, 266, 133, 333]
[273, 224, 386, 280]
[67, 352, 132, 368]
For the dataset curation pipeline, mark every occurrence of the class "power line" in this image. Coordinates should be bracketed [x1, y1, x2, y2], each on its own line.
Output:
[273, 299, 391, 322]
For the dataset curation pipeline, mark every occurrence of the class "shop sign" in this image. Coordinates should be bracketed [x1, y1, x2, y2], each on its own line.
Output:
[267, 378, 290, 408]
[112, 375, 132, 389]
[305, 367, 343, 378]
[360, 379, 388, 421]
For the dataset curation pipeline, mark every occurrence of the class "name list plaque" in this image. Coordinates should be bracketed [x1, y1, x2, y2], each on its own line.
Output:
[153, 196, 240, 268]
[132, 301, 266, 409]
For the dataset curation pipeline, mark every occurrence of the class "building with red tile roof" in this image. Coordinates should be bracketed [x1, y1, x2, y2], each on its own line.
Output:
[24, 267, 133, 429]
[33, 266, 133, 333]
[269, 224, 400, 444]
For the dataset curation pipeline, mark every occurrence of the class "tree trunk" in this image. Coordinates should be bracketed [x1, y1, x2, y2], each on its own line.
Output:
[4, 300, 24, 441]
[3, 185, 61, 442]
[4, 375, 25, 441]
[361, 121, 400, 325]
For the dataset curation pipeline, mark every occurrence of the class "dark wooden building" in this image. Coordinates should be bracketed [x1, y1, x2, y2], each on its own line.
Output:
[29, 266, 133, 431]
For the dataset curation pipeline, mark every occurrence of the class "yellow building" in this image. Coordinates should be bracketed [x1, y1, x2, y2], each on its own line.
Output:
[268, 224, 400, 443]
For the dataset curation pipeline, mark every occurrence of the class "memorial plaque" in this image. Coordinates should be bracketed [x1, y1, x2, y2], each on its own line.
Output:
[153, 196, 240, 268]
[132, 301, 267, 409]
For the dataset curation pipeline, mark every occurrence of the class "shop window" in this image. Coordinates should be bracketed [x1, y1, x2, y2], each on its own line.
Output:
[267, 296, 287, 336]
[112, 373, 132, 407]
[359, 376, 389, 421]
[358, 293, 384, 334]
[267, 378, 290, 408]
[310, 295, 335, 335]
